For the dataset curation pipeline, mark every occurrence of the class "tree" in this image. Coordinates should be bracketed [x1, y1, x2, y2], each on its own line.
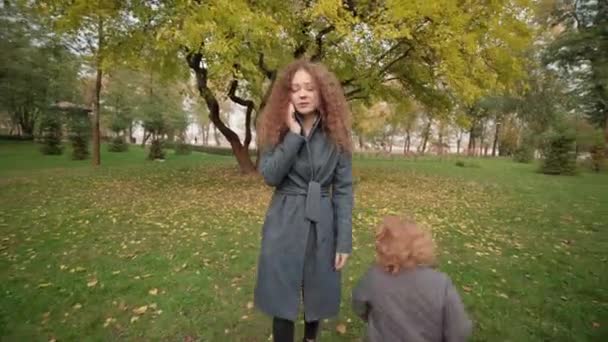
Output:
[544, 0, 608, 143]
[141, 0, 535, 172]
[540, 123, 577, 175]
[0, 3, 80, 137]
[34, 0, 147, 166]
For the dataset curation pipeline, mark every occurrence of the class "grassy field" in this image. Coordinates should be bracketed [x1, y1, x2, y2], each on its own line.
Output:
[1, 141, 607, 341]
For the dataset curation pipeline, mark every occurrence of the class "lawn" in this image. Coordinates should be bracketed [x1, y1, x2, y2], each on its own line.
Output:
[1, 141, 607, 341]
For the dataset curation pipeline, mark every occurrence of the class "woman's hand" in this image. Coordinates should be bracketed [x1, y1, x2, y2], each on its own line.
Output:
[335, 253, 349, 271]
[286, 102, 301, 134]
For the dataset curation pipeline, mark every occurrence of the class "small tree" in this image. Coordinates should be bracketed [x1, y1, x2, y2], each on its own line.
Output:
[540, 125, 577, 175]
[65, 110, 91, 160]
[39, 112, 63, 155]
[108, 116, 130, 152]
[143, 110, 166, 160]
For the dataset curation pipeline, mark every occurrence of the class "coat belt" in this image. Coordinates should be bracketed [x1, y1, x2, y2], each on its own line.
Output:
[276, 182, 330, 224]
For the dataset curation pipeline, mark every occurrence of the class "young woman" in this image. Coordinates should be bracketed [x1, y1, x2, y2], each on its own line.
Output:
[255, 59, 354, 342]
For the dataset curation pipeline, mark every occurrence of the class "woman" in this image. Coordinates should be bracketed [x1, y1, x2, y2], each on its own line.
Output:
[255, 59, 354, 342]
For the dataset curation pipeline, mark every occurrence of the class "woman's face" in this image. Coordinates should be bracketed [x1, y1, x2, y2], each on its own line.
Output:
[290, 69, 320, 115]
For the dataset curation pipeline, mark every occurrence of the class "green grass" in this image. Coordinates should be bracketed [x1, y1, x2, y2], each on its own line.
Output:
[1, 141, 607, 341]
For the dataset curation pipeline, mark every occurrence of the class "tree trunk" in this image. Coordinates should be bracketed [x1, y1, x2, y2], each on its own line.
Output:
[438, 129, 444, 155]
[128, 123, 134, 143]
[479, 122, 486, 157]
[420, 120, 432, 154]
[201, 123, 208, 145]
[358, 135, 364, 150]
[18, 109, 35, 137]
[92, 17, 104, 167]
[388, 133, 394, 153]
[213, 125, 221, 146]
[404, 131, 410, 154]
[186, 52, 255, 173]
[457, 131, 462, 154]
[492, 121, 501, 157]
[468, 125, 476, 156]
[605, 111, 608, 145]
[142, 130, 151, 146]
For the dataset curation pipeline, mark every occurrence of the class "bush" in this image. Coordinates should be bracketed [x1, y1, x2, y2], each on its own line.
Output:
[540, 127, 577, 175]
[148, 139, 165, 160]
[69, 135, 89, 160]
[39, 114, 63, 155]
[174, 141, 191, 155]
[513, 145, 534, 163]
[589, 143, 606, 172]
[65, 110, 90, 160]
[108, 136, 129, 152]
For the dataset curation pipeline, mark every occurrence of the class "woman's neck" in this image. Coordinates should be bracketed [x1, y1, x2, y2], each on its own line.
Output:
[301, 113, 318, 136]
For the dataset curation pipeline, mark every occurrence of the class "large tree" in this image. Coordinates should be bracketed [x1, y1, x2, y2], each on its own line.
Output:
[544, 0, 608, 142]
[33, 0, 150, 166]
[0, 3, 80, 136]
[140, 0, 534, 172]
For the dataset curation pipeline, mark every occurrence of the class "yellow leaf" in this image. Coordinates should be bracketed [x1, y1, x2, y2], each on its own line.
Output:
[38, 283, 53, 288]
[130, 316, 139, 323]
[132, 305, 148, 315]
[149, 288, 158, 296]
[336, 323, 347, 334]
[87, 278, 98, 287]
[73, 303, 82, 310]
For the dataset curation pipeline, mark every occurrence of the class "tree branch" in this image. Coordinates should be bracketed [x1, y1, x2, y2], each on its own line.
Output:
[228, 77, 256, 149]
[310, 25, 335, 62]
[379, 46, 413, 77]
[258, 53, 276, 80]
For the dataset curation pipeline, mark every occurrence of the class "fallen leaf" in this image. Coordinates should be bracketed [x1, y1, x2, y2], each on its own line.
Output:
[246, 301, 254, 310]
[118, 301, 128, 311]
[38, 283, 53, 288]
[132, 305, 148, 315]
[592, 322, 600, 328]
[336, 323, 347, 334]
[73, 303, 82, 310]
[462, 286, 472, 293]
[103, 317, 116, 327]
[149, 288, 158, 296]
[130, 316, 139, 323]
[87, 278, 98, 287]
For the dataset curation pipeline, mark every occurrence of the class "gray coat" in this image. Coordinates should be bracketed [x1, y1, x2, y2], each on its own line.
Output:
[254, 117, 353, 322]
[353, 265, 472, 342]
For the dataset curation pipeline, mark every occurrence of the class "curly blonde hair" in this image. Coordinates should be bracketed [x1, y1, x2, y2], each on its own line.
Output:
[257, 59, 352, 152]
[375, 216, 437, 275]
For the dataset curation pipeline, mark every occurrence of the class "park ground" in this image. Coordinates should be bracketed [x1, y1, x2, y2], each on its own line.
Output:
[0, 140, 607, 341]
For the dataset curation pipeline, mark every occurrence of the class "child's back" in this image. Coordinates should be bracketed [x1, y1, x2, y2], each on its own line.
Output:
[352, 216, 472, 342]
[353, 265, 471, 342]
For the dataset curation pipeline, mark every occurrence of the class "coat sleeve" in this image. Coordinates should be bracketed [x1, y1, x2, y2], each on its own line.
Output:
[352, 268, 372, 321]
[258, 132, 305, 186]
[332, 151, 353, 254]
[442, 279, 473, 342]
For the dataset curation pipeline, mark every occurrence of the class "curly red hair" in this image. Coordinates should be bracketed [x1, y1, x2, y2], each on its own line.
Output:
[257, 59, 352, 152]
[375, 216, 437, 275]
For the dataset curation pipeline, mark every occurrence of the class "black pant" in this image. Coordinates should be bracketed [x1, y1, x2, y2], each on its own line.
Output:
[273, 317, 320, 342]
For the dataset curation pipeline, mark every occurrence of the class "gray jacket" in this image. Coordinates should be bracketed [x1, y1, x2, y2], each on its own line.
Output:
[254, 117, 353, 322]
[353, 265, 472, 342]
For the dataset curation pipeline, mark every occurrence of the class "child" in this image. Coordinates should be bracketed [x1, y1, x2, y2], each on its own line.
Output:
[352, 216, 472, 342]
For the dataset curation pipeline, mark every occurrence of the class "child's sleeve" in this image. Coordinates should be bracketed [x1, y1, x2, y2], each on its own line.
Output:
[443, 279, 473, 342]
[352, 269, 372, 321]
